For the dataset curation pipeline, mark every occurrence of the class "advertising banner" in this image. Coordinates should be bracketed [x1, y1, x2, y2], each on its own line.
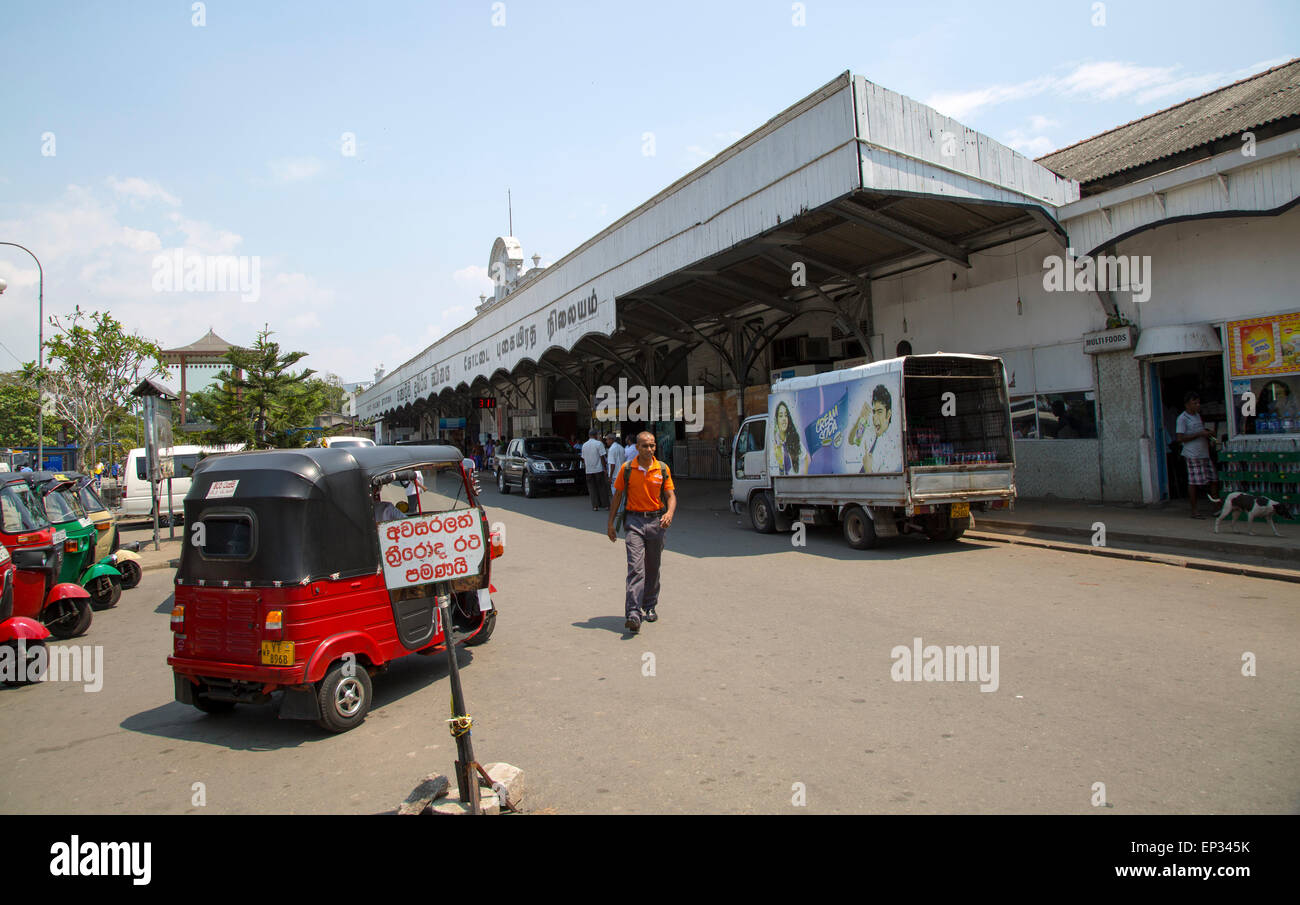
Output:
[769, 370, 904, 475]
[379, 508, 486, 589]
[1228, 312, 1300, 377]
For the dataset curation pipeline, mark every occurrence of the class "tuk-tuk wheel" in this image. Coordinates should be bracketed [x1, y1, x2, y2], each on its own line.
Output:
[118, 559, 142, 589]
[2, 640, 47, 685]
[45, 598, 93, 640]
[315, 661, 373, 733]
[88, 575, 121, 611]
[463, 608, 496, 647]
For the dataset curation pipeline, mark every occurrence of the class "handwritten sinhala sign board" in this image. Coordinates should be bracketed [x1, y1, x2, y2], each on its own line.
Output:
[379, 509, 486, 589]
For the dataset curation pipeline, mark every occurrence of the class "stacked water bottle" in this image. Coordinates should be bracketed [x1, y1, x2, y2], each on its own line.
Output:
[907, 429, 997, 466]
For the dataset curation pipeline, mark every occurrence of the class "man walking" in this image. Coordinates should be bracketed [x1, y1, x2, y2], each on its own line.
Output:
[1176, 391, 1219, 518]
[581, 428, 609, 510]
[608, 431, 676, 633]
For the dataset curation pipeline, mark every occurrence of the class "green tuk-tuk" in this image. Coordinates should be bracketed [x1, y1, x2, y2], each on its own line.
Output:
[29, 472, 124, 610]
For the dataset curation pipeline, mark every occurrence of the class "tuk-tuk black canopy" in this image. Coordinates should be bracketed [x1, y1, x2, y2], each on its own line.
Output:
[178, 446, 467, 585]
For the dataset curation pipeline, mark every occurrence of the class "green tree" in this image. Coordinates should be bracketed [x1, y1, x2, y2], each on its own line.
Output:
[0, 371, 59, 447]
[190, 326, 321, 448]
[22, 308, 165, 468]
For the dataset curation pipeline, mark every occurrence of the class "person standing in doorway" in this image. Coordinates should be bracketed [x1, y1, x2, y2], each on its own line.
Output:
[581, 428, 609, 510]
[608, 431, 676, 633]
[1176, 391, 1219, 518]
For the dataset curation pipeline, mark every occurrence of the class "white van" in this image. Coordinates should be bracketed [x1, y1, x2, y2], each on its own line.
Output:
[120, 444, 244, 518]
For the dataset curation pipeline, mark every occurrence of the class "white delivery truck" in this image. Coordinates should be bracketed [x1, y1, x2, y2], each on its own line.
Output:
[730, 353, 1016, 548]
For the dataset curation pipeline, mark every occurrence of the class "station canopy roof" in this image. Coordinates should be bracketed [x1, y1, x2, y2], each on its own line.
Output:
[359, 72, 1079, 421]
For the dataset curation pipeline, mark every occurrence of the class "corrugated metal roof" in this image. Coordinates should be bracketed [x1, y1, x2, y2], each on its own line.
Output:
[1036, 58, 1300, 185]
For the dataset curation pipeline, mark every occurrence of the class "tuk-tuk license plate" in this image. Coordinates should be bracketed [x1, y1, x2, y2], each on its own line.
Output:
[260, 641, 295, 666]
[950, 502, 970, 519]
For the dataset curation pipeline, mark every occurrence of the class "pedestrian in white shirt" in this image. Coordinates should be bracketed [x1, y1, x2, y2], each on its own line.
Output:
[581, 428, 609, 510]
[1175, 391, 1219, 518]
[607, 435, 624, 495]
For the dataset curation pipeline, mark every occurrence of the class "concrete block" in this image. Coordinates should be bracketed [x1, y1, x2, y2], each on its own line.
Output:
[484, 762, 525, 810]
[397, 772, 450, 815]
[431, 788, 501, 815]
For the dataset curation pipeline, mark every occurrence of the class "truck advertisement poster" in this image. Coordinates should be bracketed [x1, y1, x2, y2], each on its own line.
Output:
[768, 371, 904, 475]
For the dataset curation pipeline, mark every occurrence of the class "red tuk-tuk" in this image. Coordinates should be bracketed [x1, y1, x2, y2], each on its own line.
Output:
[0, 473, 94, 641]
[168, 446, 502, 732]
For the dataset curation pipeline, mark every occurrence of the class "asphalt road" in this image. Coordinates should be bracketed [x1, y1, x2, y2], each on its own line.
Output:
[2, 479, 1297, 814]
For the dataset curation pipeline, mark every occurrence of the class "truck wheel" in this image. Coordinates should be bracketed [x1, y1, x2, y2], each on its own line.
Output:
[927, 522, 968, 543]
[749, 492, 777, 534]
[497, 471, 510, 494]
[523, 475, 536, 498]
[842, 505, 878, 550]
[315, 661, 373, 733]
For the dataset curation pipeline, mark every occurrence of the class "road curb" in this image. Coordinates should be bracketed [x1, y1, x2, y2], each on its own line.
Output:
[976, 518, 1300, 562]
[965, 530, 1300, 584]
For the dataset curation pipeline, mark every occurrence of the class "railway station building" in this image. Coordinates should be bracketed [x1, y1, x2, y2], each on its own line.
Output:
[358, 61, 1300, 502]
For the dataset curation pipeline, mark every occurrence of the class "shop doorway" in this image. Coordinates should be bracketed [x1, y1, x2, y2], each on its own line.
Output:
[1150, 354, 1226, 500]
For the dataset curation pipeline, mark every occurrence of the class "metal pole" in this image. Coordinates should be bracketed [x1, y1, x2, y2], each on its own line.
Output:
[0, 243, 44, 466]
[438, 592, 480, 814]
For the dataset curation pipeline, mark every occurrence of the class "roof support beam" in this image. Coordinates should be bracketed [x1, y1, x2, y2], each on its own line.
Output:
[833, 200, 971, 268]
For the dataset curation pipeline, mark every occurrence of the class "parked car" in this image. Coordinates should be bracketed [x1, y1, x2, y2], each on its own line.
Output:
[495, 436, 585, 498]
[121, 444, 244, 520]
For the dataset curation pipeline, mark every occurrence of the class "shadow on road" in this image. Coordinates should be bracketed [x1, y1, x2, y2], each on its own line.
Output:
[122, 645, 477, 750]
[481, 480, 992, 563]
[571, 615, 638, 636]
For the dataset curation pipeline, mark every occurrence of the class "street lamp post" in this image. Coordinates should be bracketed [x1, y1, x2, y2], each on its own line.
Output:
[0, 242, 45, 468]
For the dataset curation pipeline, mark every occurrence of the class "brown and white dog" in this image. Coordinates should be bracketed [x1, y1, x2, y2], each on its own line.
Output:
[1207, 492, 1292, 537]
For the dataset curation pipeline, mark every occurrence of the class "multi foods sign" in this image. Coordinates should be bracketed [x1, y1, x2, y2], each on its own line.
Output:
[360, 286, 614, 418]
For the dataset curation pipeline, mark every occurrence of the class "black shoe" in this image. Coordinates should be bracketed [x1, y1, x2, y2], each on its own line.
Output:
[643, 608, 658, 623]
[625, 616, 641, 633]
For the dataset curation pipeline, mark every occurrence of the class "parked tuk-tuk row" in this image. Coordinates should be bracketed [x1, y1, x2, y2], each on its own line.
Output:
[0, 470, 143, 684]
[168, 445, 503, 732]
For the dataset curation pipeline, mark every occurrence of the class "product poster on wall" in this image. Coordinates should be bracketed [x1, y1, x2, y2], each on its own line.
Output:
[1228, 312, 1300, 377]
[768, 371, 904, 475]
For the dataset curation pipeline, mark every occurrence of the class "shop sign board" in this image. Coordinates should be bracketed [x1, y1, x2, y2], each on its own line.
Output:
[1082, 326, 1136, 354]
[1227, 312, 1300, 377]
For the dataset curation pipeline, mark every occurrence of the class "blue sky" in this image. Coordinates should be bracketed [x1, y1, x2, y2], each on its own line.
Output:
[1, 0, 1296, 383]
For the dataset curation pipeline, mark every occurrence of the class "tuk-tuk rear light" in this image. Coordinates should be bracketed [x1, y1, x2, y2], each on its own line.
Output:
[64, 539, 79, 554]
[490, 531, 504, 559]
[94, 520, 111, 530]
[17, 533, 39, 545]
[170, 605, 185, 630]
[265, 610, 283, 631]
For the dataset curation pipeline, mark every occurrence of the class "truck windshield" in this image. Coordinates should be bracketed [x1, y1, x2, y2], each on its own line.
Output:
[1, 483, 48, 533]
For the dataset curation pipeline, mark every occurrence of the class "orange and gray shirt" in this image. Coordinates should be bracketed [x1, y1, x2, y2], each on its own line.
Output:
[615, 458, 674, 512]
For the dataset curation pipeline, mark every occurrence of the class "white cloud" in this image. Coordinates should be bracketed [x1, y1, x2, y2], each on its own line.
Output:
[107, 176, 181, 206]
[453, 264, 495, 298]
[925, 59, 1286, 123]
[267, 157, 326, 184]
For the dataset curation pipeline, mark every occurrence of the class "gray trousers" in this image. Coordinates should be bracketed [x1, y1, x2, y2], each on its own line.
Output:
[586, 472, 610, 507]
[624, 512, 666, 618]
